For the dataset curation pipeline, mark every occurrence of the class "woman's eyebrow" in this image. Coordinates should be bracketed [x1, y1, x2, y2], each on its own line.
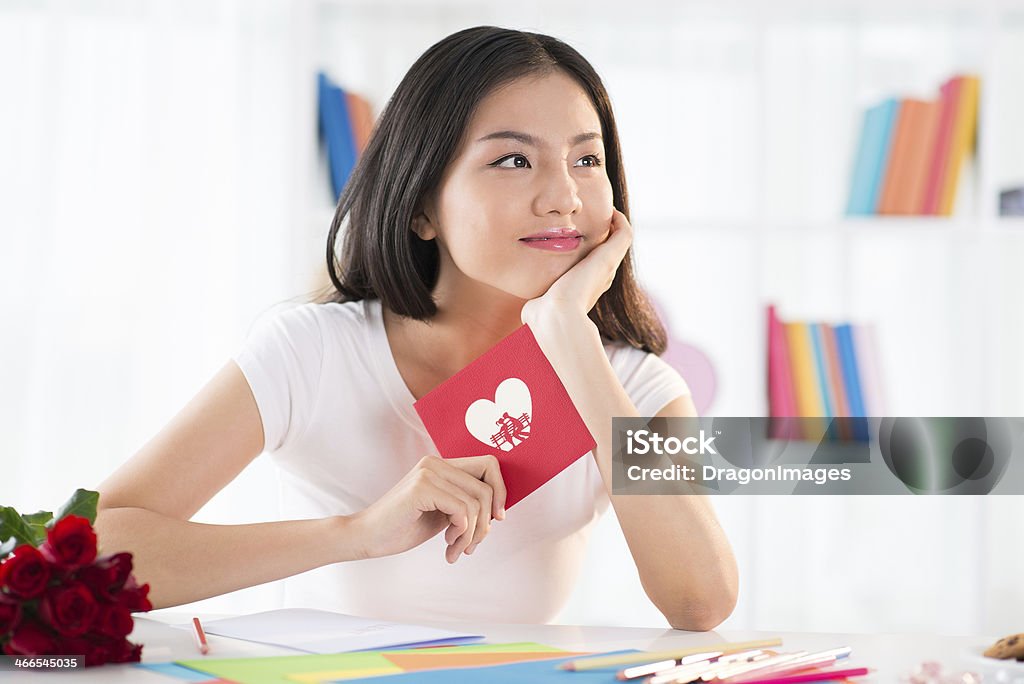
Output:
[474, 130, 602, 147]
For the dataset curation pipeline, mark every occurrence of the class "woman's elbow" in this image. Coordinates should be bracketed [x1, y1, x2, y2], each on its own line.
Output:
[665, 578, 739, 632]
[666, 595, 736, 631]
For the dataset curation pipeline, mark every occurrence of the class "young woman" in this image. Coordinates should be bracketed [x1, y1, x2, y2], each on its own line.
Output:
[95, 26, 738, 631]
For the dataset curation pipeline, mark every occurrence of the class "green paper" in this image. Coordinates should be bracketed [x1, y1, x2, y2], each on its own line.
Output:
[176, 642, 563, 684]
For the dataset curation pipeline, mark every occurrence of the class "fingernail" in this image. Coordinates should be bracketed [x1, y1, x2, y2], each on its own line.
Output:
[499, 507, 506, 520]
[465, 544, 476, 555]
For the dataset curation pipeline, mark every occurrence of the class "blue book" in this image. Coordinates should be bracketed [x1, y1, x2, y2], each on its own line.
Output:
[317, 72, 359, 200]
[846, 98, 901, 215]
[810, 323, 837, 440]
[835, 323, 869, 442]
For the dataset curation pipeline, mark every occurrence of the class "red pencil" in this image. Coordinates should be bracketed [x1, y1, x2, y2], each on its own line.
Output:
[191, 616, 210, 655]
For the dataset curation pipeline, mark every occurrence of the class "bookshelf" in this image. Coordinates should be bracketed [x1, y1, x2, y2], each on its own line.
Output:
[293, 0, 1024, 420]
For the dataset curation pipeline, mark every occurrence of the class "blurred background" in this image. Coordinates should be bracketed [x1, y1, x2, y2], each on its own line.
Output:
[2, 0, 1023, 635]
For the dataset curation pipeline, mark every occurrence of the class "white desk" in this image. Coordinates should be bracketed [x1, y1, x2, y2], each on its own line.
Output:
[7, 611, 1015, 682]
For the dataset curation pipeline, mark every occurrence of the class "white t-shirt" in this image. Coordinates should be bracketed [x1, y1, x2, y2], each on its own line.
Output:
[231, 298, 691, 624]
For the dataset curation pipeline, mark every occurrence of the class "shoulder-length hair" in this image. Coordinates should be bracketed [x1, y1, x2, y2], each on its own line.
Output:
[315, 25, 667, 354]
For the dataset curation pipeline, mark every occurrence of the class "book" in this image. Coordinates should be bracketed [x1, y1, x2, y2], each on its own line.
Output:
[821, 323, 852, 440]
[846, 98, 900, 215]
[346, 91, 374, 155]
[938, 75, 980, 215]
[834, 324, 869, 442]
[878, 99, 938, 215]
[921, 76, 964, 214]
[317, 72, 359, 200]
[413, 325, 596, 509]
[785, 322, 825, 440]
[767, 305, 800, 439]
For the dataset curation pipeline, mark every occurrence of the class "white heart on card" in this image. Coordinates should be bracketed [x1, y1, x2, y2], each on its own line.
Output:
[464, 378, 533, 452]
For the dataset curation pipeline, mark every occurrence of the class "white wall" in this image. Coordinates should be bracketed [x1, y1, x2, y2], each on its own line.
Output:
[2, 0, 1022, 635]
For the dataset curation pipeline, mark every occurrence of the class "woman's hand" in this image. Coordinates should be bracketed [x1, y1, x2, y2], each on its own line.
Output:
[521, 208, 633, 327]
[350, 455, 507, 564]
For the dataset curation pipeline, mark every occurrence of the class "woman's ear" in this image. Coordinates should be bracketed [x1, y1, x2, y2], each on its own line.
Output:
[411, 211, 438, 241]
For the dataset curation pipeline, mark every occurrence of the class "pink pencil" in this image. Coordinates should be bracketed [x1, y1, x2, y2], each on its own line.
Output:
[726, 666, 870, 684]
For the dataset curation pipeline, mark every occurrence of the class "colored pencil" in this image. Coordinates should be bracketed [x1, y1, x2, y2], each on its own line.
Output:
[558, 638, 783, 671]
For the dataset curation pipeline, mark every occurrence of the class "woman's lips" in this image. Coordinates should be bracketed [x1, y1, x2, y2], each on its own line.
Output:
[519, 228, 583, 252]
[519, 235, 583, 252]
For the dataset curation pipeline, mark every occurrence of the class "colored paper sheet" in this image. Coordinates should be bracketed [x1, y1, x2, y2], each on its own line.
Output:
[177, 642, 564, 684]
[136, 662, 227, 681]
[289, 650, 581, 683]
[334, 651, 639, 684]
[190, 609, 481, 654]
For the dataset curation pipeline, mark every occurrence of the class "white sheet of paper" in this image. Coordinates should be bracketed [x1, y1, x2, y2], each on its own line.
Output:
[180, 609, 483, 654]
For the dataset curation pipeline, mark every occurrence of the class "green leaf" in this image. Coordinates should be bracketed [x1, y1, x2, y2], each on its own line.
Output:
[53, 489, 99, 525]
[0, 507, 37, 547]
[23, 511, 53, 527]
[0, 536, 16, 558]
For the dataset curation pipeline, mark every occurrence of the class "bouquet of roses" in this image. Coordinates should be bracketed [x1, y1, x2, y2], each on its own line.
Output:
[0, 489, 152, 666]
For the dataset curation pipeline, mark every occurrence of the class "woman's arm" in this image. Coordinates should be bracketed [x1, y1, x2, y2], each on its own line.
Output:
[96, 361, 505, 609]
[521, 210, 738, 631]
[94, 361, 363, 608]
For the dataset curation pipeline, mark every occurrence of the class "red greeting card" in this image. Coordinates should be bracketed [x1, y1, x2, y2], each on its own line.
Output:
[413, 324, 596, 509]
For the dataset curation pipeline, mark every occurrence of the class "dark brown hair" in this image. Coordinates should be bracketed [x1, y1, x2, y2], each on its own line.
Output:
[314, 25, 666, 354]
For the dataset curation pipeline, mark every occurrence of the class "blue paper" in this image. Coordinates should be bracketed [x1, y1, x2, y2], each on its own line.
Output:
[334, 650, 638, 684]
[136, 662, 222, 681]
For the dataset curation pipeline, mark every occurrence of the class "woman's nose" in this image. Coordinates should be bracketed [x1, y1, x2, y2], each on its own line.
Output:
[532, 165, 581, 217]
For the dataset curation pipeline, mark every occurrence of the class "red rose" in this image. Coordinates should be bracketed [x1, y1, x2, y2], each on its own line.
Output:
[38, 582, 98, 637]
[0, 594, 22, 634]
[0, 545, 51, 599]
[115, 575, 152, 613]
[39, 515, 97, 571]
[93, 603, 134, 639]
[77, 553, 132, 602]
[106, 637, 143, 664]
[2, 620, 56, 656]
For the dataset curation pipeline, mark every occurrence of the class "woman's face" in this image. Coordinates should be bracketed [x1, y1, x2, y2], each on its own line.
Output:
[415, 70, 615, 302]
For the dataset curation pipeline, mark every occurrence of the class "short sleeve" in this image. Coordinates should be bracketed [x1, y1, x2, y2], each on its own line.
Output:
[231, 303, 324, 452]
[607, 344, 692, 417]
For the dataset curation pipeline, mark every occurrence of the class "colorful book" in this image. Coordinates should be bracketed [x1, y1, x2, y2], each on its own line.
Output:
[810, 323, 837, 440]
[901, 100, 941, 214]
[317, 72, 359, 200]
[921, 76, 964, 214]
[854, 322, 886, 416]
[938, 75, 980, 215]
[346, 91, 374, 155]
[878, 99, 938, 215]
[413, 325, 596, 509]
[785, 322, 826, 440]
[767, 305, 800, 439]
[821, 323, 851, 440]
[834, 324, 869, 442]
[846, 98, 901, 215]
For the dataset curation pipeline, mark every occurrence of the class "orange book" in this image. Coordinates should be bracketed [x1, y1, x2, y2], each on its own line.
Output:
[878, 99, 916, 214]
[345, 92, 375, 156]
[938, 75, 980, 215]
[901, 100, 940, 214]
[879, 99, 938, 215]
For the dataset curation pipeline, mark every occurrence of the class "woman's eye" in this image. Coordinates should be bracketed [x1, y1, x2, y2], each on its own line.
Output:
[576, 154, 603, 168]
[493, 154, 530, 169]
